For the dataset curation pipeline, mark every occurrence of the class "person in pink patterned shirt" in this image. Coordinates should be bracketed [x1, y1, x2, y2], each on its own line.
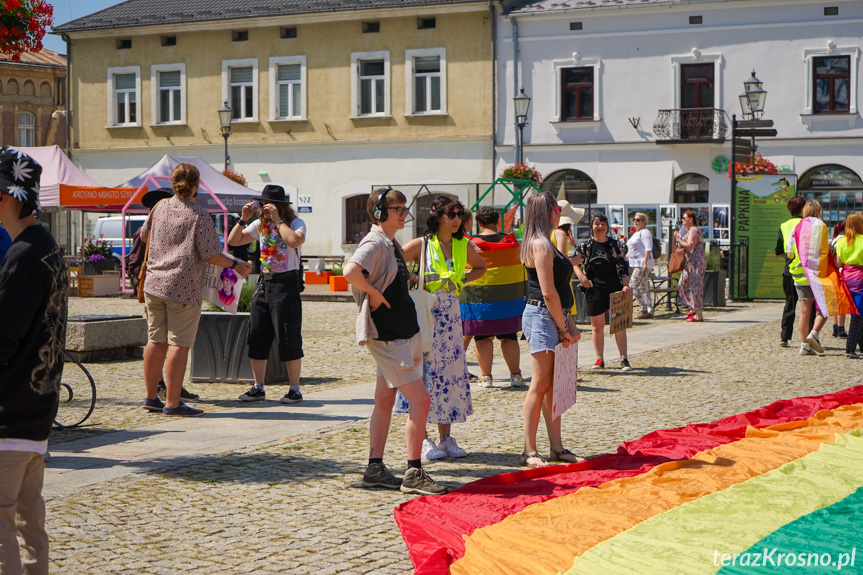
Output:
[139, 163, 251, 417]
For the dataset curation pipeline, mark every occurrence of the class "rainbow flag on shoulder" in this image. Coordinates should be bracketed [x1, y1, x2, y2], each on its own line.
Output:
[793, 217, 858, 317]
[460, 233, 526, 337]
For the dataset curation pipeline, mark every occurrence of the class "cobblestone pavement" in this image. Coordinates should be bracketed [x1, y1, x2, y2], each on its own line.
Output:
[46, 297, 860, 573]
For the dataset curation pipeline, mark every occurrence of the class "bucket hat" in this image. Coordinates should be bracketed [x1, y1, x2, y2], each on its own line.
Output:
[557, 200, 585, 227]
[0, 146, 42, 219]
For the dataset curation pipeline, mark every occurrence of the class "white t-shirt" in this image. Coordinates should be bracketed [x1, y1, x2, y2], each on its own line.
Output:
[626, 228, 654, 269]
[244, 218, 306, 272]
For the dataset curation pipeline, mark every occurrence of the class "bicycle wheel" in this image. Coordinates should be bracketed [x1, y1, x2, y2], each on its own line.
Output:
[54, 351, 97, 429]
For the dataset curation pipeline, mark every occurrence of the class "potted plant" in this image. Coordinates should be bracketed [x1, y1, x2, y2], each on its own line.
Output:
[222, 168, 248, 186]
[190, 276, 290, 384]
[80, 235, 117, 275]
[500, 163, 543, 184]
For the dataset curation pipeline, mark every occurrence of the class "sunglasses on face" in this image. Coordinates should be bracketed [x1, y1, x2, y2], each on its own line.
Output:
[443, 210, 465, 220]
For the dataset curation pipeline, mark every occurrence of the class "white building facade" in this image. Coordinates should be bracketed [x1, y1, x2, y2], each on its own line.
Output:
[496, 0, 863, 246]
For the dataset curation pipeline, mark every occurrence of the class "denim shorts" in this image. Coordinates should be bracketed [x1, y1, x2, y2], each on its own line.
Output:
[522, 304, 560, 354]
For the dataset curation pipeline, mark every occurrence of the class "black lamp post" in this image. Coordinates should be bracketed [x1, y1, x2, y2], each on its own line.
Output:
[513, 89, 531, 164]
[218, 100, 233, 171]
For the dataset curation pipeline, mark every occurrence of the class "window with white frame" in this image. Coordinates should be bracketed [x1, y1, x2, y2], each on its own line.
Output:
[222, 59, 258, 121]
[151, 64, 185, 124]
[803, 46, 859, 116]
[406, 48, 446, 115]
[17, 112, 35, 146]
[351, 51, 390, 117]
[107, 66, 140, 126]
[269, 56, 306, 120]
[552, 56, 601, 122]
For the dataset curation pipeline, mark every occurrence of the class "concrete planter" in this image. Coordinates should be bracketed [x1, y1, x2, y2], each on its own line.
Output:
[190, 312, 290, 384]
[704, 270, 727, 307]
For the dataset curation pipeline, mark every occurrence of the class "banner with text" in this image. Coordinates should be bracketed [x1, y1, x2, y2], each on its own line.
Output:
[59, 185, 137, 208]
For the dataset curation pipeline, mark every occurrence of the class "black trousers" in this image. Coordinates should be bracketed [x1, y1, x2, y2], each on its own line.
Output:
[248, 277, 304, 362]
[781, 275, 814, 341]
[847, 316, 863, 354]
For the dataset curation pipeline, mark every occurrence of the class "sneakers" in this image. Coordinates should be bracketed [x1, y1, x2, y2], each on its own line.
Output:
[620, 357, 633, 371]
[779, 340, 789, 348]
[421, 438, 446, 460]
[477, 375, 494, 388]
[361, 462, 402, 489]
[805, 331, 824, 353]
[437, 435, 467, 458]
[142, 397, 165, 412]
[280, 390, 303, 404]
[799, 343, 816, 356]
[401, 467, 449, 495]
[156, 381, 200, 401]
[510, 373, 525, 388]
[591, 359, 605, 370]
[163, 403, 204, 417]
[838, 327, 848, 338]
[846, 352, 860, 359]
[239, 386, 266, 402]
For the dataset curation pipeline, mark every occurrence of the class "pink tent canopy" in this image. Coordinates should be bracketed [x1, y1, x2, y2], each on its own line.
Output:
[19, 145, 105, 208]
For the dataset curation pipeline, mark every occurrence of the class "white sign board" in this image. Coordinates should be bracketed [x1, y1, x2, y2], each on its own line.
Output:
[202, 257, 246, 314]
[552, 341, 578, 420]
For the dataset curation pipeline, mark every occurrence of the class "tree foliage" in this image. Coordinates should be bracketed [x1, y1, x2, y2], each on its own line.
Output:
[0, 0, 54, 61]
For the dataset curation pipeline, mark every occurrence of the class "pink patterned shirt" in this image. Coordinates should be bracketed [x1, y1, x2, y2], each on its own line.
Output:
[140, 196, 223, 306]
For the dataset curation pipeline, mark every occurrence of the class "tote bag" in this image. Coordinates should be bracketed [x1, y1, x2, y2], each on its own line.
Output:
[409, 237, 436, 353]
[668, 245, 685, 274]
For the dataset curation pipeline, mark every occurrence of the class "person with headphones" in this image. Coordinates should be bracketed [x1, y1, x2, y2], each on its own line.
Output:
[394, 195, 487, 461]
[343, 188, 448, 495]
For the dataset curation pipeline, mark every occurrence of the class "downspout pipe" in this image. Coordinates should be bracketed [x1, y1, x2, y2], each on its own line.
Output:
[512, 17, 519, 165]
[62, 34, 71, 158]
[489, 0, 497, 187]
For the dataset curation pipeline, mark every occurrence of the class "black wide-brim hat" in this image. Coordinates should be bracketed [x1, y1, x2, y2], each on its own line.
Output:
[142, 188, 173, 210]
[254, 184, 291, 204]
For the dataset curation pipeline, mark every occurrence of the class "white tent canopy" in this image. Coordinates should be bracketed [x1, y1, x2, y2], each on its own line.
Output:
[118, 155, 261, 212]
[19, 145, 104, 209]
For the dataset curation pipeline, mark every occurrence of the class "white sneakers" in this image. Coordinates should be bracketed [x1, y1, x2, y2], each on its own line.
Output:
[478, 375, 494, 388]
[805, 331, 824, 353]
[421, 436, 467, 460]
[509, 373, 525, 388]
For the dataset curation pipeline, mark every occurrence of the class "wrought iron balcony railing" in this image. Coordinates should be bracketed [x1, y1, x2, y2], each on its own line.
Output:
[653, 108, 728, 142]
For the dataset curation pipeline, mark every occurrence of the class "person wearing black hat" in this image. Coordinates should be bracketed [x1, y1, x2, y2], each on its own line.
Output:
[0, 146, 67, 571]
[228, 184, 307, 404]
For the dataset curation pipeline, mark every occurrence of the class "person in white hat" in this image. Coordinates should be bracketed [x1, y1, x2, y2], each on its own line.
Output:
[552, 200, 585, 315]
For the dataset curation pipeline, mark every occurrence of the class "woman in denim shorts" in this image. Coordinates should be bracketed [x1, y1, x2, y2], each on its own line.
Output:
[519, 193, 583, 468]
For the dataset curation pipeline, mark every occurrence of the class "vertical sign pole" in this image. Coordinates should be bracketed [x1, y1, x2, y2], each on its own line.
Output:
[730, 115, 737, 300]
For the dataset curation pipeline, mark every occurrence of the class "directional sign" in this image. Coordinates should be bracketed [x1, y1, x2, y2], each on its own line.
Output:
[736, 128, 778, 138]
[732, 138, 755, 163]
[737, 119, 774, 128]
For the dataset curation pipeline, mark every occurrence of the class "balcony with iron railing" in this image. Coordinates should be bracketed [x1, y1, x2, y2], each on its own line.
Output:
[653, 108, 728, 143]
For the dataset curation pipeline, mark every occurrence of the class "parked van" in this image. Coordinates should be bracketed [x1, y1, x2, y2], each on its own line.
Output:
[92, 215, 147, 264]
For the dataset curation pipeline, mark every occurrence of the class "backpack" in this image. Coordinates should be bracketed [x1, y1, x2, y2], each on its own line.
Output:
[652, 235, 663, 261]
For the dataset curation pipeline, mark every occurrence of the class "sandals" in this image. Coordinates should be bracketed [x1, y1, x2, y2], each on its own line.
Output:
[519, 452, 550, 468]
[468, 372, 479, 383]
[550, 448, 585, 463]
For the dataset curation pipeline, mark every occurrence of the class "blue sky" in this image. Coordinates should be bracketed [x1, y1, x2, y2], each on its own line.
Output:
[44, 0, 124, 54]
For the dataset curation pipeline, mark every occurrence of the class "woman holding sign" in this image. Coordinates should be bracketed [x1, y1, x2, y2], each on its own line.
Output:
[520, 192, 582, 468]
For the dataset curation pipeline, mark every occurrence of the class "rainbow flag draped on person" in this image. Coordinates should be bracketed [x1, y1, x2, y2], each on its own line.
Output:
[792, 216, 858, 317]
[394, 386, 863, 574]
[459, 233, 526, 336]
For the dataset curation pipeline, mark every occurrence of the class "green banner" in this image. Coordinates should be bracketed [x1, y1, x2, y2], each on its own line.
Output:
[734, 174, 797, 299]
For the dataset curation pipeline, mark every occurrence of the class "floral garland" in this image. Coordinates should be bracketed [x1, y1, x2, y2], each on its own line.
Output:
[501, 163, 543, 183]
[0, 0, 53, 62]
[727, 153, 778, 178]
[258, 220, 285, 273]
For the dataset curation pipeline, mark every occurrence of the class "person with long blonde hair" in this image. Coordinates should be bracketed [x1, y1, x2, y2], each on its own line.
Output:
[519, 192, 582, 468]
[834, 212, 863, 357]
[788, 200, 829, 355]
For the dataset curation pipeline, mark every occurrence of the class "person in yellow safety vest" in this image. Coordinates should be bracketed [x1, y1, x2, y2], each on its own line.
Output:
[394, 196, 487, 461]
[787, 200, 829, 356]
[774, 196, 813, 347]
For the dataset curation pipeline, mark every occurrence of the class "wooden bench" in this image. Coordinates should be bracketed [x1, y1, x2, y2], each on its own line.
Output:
[651, 275, 680, 313]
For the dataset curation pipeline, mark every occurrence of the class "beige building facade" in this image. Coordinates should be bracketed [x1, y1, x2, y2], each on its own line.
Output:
[0, 49, 67, 149]
[56, 1, 495, 254]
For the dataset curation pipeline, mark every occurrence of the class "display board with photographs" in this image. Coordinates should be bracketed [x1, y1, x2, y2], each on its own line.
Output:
[712, 205, 730, 244]
[660, 205, 678, 243]
[608, 205, 625, 239]
[678, 204, 710, 239]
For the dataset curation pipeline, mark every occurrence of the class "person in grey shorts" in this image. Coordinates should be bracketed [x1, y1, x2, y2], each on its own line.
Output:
[343, 187, 448, 496]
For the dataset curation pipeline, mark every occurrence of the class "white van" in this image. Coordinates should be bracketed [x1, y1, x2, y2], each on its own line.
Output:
[91, 215, 147, 264]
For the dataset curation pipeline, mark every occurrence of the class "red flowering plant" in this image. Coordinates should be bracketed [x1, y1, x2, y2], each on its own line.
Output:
[0, 0, 53, 62]
[501, 163, 543, 184]
[222, 169, 247, 187]
[728, 153, 779, 178]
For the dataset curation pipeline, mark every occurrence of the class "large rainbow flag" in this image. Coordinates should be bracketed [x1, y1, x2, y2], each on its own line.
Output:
[460, 233, 526, 337]
[793, 217, 858, 317]
[395, 386, 863, 574]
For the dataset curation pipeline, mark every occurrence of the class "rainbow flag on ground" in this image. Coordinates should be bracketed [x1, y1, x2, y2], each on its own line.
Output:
[460, 233, 526, 337]
[793, 217, 858, 317]
[395, 386, 863, 574]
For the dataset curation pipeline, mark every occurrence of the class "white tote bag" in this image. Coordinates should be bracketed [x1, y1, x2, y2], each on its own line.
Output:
[409, 237, 436, 353]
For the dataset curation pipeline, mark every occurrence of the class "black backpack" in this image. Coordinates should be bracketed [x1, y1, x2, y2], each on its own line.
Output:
[652, 235, 663, 261]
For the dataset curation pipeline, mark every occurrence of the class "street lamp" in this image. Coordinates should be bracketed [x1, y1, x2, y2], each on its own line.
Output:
[738, 70, 767, 119]
[513, 88, 531, 164]
[218, 100, 233, 171]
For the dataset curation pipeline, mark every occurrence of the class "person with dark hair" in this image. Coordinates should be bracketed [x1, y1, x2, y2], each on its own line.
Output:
[775, 196, 812, 347]
[830, 220, 848, 338]
[574, 212, 632, 371]
[343, 187, 447, 495]
[395, 195, 486, 460]
[675, 209, 706, 323]
[229, 185, 306, 405]
[0, 146, 66, 572]
[461, 206, 525, 389]
[140, 163, 252, 417]
[519, 192, 581, 468]
[834, 213, 863, 358]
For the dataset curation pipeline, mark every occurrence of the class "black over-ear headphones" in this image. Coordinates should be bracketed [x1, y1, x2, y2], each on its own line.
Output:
[373, 187, 393, 222]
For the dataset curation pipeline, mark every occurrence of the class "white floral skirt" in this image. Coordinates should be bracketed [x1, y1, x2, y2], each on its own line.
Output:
[394, 290, 473, 424]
